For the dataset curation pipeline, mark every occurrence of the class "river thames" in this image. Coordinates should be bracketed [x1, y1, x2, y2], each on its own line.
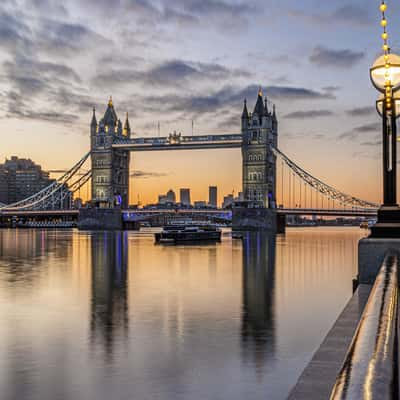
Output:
[0, 227, 367, 400]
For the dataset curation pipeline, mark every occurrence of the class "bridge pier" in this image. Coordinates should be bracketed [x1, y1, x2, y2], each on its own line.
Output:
[232, 207, 277, 232]
[276, 213, 286, 234]
[78, 208, 122, 230]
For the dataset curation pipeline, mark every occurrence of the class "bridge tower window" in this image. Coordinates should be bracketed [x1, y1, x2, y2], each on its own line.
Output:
[96, 176, 108, 184]
[96, 189, 105, 199]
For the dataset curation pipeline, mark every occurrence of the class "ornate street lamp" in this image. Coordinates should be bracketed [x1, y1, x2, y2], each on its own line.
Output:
[376, 91, 400, 118]
[370, 54, 400, 92]
[369, 1, 400, 237]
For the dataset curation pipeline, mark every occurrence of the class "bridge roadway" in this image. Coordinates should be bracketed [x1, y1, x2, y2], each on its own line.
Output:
[0, 208, 377, 219]
[280, 208, 377, 217]
[0, 209, 80, 217]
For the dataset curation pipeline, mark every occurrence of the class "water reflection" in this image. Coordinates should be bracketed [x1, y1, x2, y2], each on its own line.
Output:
[90, 232, 128, 361]
[0, 228, 367, 400]
[241, 232, 276, 373]
[0, 229, 74, 287]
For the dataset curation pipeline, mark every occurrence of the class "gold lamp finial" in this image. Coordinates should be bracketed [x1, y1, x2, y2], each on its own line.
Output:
[108, 96, 113, 107]
[258, 86, 263, 97]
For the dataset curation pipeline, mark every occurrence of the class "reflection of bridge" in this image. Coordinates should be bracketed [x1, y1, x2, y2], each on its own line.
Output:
[0, 91, 379, 229]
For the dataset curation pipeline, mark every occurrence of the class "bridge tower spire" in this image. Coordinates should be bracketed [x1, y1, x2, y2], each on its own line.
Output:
[123, 112, 131, 136]
[241, 99, 249, 130]
[241, 88, 278, 208]
[91, 107, 97, 136]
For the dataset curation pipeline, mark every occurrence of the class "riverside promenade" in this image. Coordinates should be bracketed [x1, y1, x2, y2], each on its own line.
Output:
[289, 246, 400, 399]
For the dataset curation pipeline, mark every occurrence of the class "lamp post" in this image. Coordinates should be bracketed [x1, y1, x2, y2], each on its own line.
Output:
[369, 53, 400, 237]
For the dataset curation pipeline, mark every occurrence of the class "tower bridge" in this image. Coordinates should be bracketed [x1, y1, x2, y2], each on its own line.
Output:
[0, 89, 379, 230]
[90, 90, 278, 211]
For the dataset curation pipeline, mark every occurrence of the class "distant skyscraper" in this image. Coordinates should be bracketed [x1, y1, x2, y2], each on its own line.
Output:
[208, 186, 217, 208]
[166, 189, 176, 203]
[180, 188, 191, 206]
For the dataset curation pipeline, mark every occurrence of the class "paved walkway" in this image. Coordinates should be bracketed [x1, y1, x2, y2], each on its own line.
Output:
[287, 284, 372, 400]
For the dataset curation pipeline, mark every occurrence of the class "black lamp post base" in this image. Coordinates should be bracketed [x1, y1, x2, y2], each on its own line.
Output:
[369, 206, 400, 238]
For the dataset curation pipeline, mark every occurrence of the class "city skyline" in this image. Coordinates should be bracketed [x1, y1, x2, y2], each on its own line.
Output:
[1, 1, 399, 205]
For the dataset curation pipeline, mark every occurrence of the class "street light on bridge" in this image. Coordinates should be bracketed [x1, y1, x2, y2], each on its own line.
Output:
[369, 1, 400, 237]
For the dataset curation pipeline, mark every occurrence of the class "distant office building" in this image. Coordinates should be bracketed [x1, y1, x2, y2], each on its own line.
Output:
[194, 201, 207, 209]
[236, 192, 244, 201]
[158, 194, 168, 204]
[180, 188, 191, 206]
[166, 189, 176, 203]
[0, 156, 56, 205]
[158, 189, 176, 205]
[208, 186, 217, 208]
[222, 194, 234, 209]
[0, 167, 8, 204]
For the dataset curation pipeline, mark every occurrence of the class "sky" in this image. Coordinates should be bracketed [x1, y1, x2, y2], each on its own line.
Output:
[0, 0, 399, 205]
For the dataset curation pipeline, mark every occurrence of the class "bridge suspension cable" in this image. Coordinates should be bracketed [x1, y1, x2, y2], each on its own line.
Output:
[0, 152, 91, 211]
[273, 147, 379, 210]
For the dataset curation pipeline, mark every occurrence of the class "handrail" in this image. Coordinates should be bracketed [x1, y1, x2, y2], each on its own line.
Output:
[330, 252, 398, 400]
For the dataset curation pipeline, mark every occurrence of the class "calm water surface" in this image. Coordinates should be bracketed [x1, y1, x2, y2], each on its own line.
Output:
[0, 227, 367, 400]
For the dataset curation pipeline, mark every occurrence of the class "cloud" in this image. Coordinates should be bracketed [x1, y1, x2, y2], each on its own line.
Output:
[284, 110, 334, 119]
[322, 86, 341, 93]
[130, 170, 169, 179]
[27, 0, 68, 16]
[166, 0, 258, 30]
[0, 10, 32, 52]
[92, 59, 249, 89]
[360, 139, 382, 147]
[6, 109, 78, 125]
[82, 0, 257, 32]
[283, 132, 327, 141]
[346, 106, 376, 117]
[310, 46, 365, 68]
[339, 122, 381, 140]
[178, 0, 256, 19]
[216, 113, 239, 129]
[290, 5, 371, 27]
[3, 55, 81, 85]
[330, 5, 371, 26]
[0, 52, 97, 125]
[36, 19, 111, 55]
[352, 123, 381, 134]
[267, 85, 335, 100]
[141, 84, 333, 118]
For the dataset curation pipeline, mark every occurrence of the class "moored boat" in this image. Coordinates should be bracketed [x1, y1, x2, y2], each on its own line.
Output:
[155, 224, 222, 244]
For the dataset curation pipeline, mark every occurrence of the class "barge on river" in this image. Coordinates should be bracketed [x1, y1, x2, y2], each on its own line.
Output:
[155, 225, 222, 244]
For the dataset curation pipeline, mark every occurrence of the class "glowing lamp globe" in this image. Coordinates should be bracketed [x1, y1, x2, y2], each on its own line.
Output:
[370, 53, 400, 92]
[376, 92, 400, 118]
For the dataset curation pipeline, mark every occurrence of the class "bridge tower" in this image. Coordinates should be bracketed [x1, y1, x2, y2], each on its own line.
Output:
[90, 98, 131, 208]
[241, 89, 278, 208]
